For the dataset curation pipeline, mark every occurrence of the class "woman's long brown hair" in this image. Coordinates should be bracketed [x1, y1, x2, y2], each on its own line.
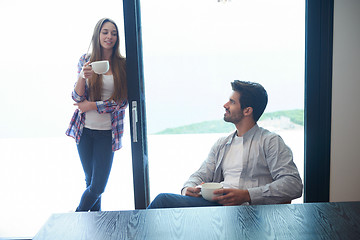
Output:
[88, 18, 127, 103]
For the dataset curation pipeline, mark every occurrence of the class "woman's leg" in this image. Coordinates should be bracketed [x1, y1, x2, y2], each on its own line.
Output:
[76, 128, 94, 211]
[147, 193, 222, 209]
[90, 197, 101, 212]
[76, 129, 114, 211]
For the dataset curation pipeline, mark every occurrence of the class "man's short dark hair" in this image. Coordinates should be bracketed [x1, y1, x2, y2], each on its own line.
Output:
[231, 80, 268, 122]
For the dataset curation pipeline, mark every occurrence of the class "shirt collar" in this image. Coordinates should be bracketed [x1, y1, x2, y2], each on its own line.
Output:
[226, 124, 259, 145]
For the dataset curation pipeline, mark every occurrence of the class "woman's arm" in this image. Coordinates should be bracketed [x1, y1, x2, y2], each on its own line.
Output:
[96, 99, 128, 114]
[74, 99, 97, 113]
[74, 77, 86, 98]
[72, 54, 90, 102]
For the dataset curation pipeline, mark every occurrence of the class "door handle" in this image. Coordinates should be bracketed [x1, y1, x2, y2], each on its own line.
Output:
[132, 101, 138, 142]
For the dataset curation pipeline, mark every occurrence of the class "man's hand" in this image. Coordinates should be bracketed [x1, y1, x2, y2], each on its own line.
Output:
[213, 188, 250, 206]
[183, 187, 201, 197]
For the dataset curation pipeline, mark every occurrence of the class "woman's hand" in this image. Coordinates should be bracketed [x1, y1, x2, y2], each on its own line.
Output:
[74, 100, 97, 113]
[82, 61, 93, 79]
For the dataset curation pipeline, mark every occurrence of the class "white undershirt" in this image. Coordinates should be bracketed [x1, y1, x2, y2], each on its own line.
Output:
[85, 75, 114, 130]
[221, 135, 244, 189]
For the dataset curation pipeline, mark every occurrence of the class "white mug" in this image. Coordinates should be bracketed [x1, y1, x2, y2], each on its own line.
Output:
[201, 183, 223, 202]
[90, 60, 109, 74]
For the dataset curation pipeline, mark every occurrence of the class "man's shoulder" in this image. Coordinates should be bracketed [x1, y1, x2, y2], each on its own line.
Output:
[249, 125, 281, 142]
[253, 126, 289, 150]
[214, 132, 235, 146]
[257, 126, 278, 136]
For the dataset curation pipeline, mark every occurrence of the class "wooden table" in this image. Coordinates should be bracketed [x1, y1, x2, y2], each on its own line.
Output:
[33, 202, 360, 240]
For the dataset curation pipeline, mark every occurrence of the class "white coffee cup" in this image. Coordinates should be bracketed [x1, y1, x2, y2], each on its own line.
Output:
[90, 60, 109, 74]
[201, 183, 223, 202]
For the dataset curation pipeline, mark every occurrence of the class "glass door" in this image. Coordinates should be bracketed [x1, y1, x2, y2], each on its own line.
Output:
[123, 0, 150, 209]
[140, 0, 305, 203]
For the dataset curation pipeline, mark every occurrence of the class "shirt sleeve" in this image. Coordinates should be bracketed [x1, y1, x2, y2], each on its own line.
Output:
[77, 54, 88, 76]
[247, 135, 303, 205]
[182, 137, 225, 190]
[71, 54, 89, 102]
[96, 99, 128, 114]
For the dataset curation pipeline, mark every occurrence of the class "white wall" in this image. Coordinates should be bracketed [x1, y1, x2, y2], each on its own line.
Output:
[330, 0, 360, 202]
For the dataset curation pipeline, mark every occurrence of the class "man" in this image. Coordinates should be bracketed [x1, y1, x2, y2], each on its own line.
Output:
[147, 80, 303, 209]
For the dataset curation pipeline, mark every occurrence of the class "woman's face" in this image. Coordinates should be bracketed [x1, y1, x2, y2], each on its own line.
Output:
[99, 22, 117, 50]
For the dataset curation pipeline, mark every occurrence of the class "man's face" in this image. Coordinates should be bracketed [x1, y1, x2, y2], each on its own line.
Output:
[223, 91, 244, 124]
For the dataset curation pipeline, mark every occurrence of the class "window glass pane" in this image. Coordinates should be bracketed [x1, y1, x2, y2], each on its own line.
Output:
[0, 1, 134, 238]
[141, 0, 304, 203]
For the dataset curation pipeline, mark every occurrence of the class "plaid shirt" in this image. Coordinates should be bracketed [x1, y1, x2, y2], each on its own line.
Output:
[66, 54, 128, 151]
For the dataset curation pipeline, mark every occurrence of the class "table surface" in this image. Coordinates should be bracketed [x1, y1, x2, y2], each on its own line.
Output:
[33, 201, 360, 240]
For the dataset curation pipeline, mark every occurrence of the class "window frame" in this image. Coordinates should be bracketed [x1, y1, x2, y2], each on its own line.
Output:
[122, 0, 334, 207]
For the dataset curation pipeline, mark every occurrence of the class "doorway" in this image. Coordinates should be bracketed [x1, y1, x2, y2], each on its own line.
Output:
[139, 0, 305, 203]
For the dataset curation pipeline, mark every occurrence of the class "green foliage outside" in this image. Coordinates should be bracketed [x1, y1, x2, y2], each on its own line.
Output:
[155, 109, 304, 135]
[260, 109, 304, 125]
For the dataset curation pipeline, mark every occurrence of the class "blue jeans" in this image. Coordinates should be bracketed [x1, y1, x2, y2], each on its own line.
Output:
[76, 128, 114, 211]
[147, 193, 222, 209]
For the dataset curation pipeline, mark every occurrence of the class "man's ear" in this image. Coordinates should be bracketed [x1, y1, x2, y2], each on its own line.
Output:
[243, 107, 253, 116]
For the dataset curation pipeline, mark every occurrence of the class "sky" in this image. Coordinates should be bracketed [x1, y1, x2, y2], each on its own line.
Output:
[141, 0, 305, 132]
[0, 0, 305, 136]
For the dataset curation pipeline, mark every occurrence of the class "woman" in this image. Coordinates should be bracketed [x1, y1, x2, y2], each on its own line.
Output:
[66, 18, 127, 212]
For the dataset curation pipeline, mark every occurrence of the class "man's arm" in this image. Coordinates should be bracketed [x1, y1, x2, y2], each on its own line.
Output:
[247, 135, 303, 205]
[182, 137, 226, 191]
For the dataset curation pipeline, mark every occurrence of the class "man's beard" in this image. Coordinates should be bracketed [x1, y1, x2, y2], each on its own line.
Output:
[223, 111, 244, 124]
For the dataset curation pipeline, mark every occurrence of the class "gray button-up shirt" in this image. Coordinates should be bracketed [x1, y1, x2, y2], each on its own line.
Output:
[183, 124, 303, 205]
